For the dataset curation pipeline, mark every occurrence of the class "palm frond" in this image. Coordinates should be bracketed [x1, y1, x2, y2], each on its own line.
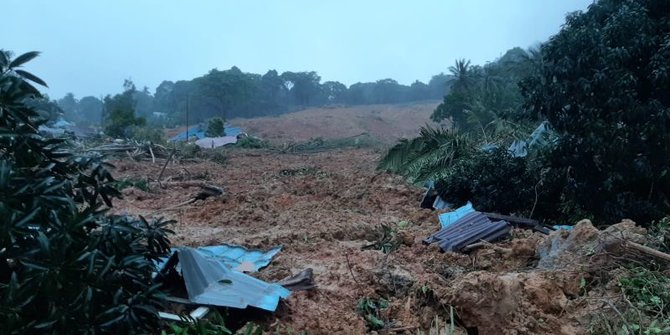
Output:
[379, 126, 474, 182]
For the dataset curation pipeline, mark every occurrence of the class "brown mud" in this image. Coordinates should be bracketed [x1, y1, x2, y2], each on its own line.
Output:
[112, 149, 647, 334]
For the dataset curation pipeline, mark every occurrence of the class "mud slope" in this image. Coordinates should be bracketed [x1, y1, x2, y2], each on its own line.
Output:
[230, 101, 441, 144]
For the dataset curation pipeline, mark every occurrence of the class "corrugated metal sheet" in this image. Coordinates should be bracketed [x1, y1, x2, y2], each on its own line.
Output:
[178, 248, 290, 311]
[196, 244, 282, 272]
[424, 212, 511, 252]
[195, 136, 238, 149]
[171, 125, 243, 142]
[438, 202, 475, 228]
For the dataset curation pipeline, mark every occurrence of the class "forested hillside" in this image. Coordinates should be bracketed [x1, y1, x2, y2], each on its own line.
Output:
[55, 67, 454, 128]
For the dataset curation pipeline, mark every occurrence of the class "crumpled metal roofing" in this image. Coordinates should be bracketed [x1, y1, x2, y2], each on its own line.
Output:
[196, 244, 282, 272]
[178, 248, 290, 311]
[424, 211, 511, 252]
[170, 124, 243, 142]
[156, 244, 282, 273]
[195, 136, 238, 149]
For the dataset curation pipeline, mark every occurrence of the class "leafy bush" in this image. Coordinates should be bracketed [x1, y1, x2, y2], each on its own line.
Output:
[384, 1, 670, 225]
[0, 50, 173, 334]
[521, 0, 670, 224]
[205, 117, 225, 137]
[234, 136, 270, 149]
[131, 125, 166, 144]
[161, 310, 232, 335]
[592, 267, 670, 334]
[113, 177, 151, 192]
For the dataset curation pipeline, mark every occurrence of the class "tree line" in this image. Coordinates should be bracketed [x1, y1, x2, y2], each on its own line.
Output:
[55, 67, 454, 128]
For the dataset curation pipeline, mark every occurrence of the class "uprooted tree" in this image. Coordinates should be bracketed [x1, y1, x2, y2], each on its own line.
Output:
[0, 50, 173, 333]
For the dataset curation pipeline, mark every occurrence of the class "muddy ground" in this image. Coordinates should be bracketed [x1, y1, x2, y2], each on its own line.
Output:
[112, 148, 639, 334]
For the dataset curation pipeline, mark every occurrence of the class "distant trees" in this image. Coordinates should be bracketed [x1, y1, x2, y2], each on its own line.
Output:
[431, 51, 532, 137]
[56, 94, 103, 126]
[56, 67, 453, 127]
[103, 80, 146, 138]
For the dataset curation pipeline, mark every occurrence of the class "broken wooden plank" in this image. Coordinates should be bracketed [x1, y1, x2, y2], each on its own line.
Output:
[626, 241, 670, 262]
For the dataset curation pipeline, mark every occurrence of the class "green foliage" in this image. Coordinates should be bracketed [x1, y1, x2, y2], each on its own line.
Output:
[204, 148, 227, 165]
[363, 221, 410, 254]
[178, 142, 202, 159]
[356, 297, 389, 330]
[205, 117, 225, 137]
[113, 177, 151, 192]
[280, 135, 381, 153]
[0, 50, 173, 334]
[60, 64, 454, 127]
[378, 126, 475, 183]
[131, 125, 166, 144]
[593, 267, 670, 334]
[620, 268, 670, 318]
[431, 51, 535, 136]
[234, 136, 270, 149]
[648, 216, 670, 253]
[161, 310, 232, 335]
[522, 0, 670, 224]
[104, 80, 146, 138]
[385, 1, 670, 225]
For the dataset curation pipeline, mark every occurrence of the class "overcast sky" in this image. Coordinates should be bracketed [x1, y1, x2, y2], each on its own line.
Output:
[4, 0, 592, 98]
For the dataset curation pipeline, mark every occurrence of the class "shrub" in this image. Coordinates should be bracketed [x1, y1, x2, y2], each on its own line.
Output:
[131, 125, 166, 144]
[0, 50, 173, 334]
[205, 117, 225, 137]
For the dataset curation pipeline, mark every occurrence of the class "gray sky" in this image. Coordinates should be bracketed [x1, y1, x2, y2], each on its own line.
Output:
[4, 0, 592, 99]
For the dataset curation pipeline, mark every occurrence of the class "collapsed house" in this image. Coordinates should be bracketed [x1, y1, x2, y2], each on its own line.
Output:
[170, 124, 244, 149]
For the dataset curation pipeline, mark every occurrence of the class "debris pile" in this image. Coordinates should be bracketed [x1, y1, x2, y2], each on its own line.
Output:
[87, 141, 173, 162]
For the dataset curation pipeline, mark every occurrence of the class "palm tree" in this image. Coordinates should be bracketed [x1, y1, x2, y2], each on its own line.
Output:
[448, 59, 473, 93]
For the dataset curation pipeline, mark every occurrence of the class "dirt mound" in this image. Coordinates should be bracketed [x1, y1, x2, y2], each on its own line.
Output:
[424, 220, 653, 335]
[110, 149, 658, 334]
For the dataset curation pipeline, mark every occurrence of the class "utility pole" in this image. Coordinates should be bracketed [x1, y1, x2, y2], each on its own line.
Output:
[99, 95, 105, 130]
[186, 94, 190, 142]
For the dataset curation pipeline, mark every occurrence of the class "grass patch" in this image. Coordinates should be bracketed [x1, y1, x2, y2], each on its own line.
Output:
[363, 221, 411, 254]
[279, 135, 383, 153]
[356, 297, 390, 331]
[113, 177, 150, 192]
[234, 136, 270, 149]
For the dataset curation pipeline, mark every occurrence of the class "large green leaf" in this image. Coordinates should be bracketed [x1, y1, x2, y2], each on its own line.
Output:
[8, 51, 40, 69]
